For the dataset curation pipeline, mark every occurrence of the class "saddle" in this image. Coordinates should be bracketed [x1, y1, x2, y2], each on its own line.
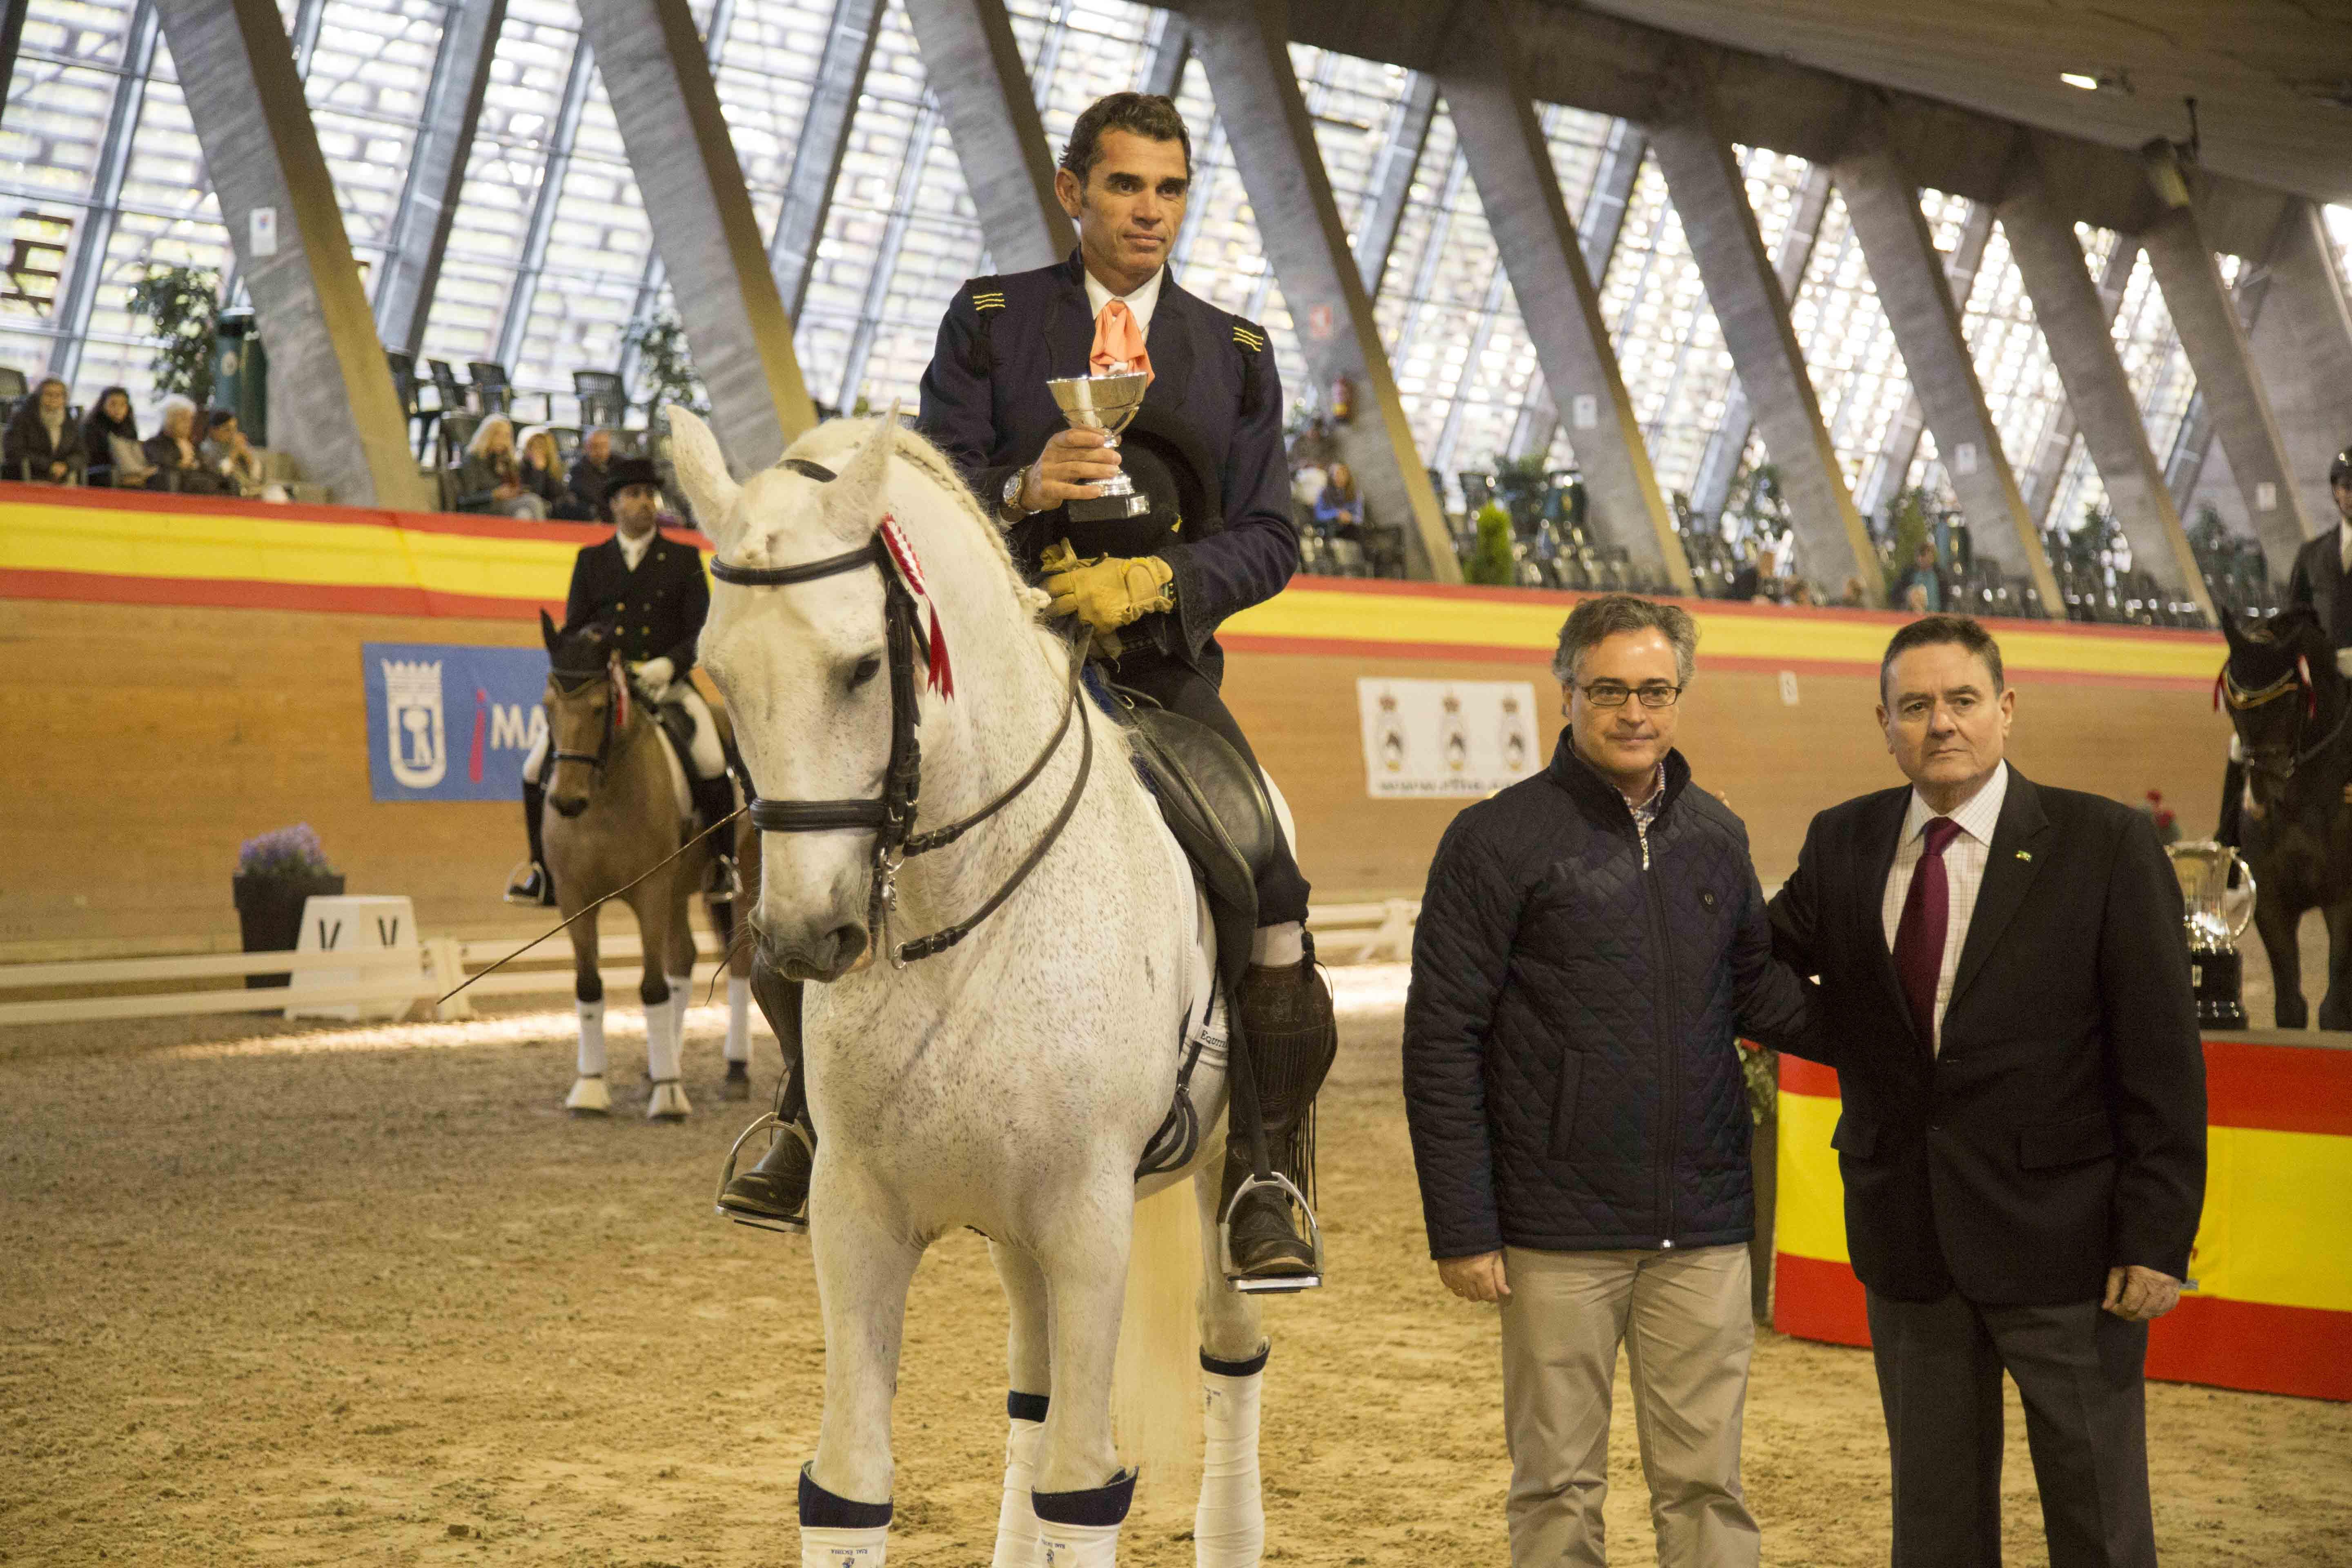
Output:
[653, 699, 699, 775]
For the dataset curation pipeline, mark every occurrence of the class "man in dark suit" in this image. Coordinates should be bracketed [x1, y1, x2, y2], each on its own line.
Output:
[2221, 444, 2352, 842]
[1768, 615, 2206, 1568]
[503, 457, 737, 905]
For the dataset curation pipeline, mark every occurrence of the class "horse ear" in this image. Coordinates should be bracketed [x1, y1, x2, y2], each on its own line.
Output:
[666, 408, 744, 551]
[819, 408, 898, 546]
[540, 607, 558, 653]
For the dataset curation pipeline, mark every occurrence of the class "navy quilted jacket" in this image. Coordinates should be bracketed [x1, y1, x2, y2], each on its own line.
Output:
[1403, 734, 1815, 1258]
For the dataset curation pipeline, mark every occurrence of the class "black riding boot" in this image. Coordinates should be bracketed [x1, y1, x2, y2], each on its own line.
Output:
[2217, 755, 2246, 848]
[690, 772, 741, 899]
[1219, 933, 1339, 1287]
[503, 780, 556, 906]
[717, 968, 815, 1231]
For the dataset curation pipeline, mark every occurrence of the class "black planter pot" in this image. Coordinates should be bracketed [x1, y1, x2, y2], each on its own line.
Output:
[232, 872, 346, 988]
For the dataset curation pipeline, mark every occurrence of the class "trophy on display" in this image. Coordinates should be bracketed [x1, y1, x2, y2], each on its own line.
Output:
[1047, 371, 1153, 522]
[2166, 840, 2258, 1030]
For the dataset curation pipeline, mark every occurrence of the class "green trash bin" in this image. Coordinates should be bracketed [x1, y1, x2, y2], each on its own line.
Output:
[211, 309, 268, 446]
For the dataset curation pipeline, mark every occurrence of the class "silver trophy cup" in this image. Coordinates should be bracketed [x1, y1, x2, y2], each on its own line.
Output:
[2166, 839, 2258, 1030]
[1047, 370, 1153, 523]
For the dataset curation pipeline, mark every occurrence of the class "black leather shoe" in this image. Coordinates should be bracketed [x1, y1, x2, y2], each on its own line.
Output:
[1225, 1179, 1319, 1281]
[503, 860, 555, 907]
[717, 1120, 813, 1232]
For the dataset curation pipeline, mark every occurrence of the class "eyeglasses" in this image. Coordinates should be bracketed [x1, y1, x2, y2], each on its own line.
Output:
[1579, 681, 1684, 709]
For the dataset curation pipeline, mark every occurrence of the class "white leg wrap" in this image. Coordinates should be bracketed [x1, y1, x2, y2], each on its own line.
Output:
[1249, 921, 1304, 969]
[575, 1000, 607, 1078]
[1031, 1519, 1121, 1567]
[991, 1419, 1045, 1568]
[644, 997, 682, 1082]
[667, 973, 693, 1044]
[1194, 1370, 1265, 1568]
[800, 1525, 888, 1566]
[725, 975, 752, 1063]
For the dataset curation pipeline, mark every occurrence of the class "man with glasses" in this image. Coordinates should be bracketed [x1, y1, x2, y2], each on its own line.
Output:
[1403, 594, 1817, 1567]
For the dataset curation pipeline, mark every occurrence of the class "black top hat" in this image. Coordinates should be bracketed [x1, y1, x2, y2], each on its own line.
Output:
[604, 457, 662, 500]
[1052, 403, 1225, 563]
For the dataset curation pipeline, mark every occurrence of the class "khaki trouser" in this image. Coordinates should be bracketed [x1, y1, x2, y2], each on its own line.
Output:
[1498, 1243, 1760, 1568]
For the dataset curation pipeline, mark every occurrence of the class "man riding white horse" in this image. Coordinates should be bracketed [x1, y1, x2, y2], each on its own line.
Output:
[506, 455, 740, 905]
[2219, 442, 2352, 844]
[715, 90, 1338, 1290]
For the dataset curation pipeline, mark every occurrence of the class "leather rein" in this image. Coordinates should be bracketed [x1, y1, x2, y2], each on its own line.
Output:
[709, 457, 1093, 969]
[2221, 653, 2350, 783]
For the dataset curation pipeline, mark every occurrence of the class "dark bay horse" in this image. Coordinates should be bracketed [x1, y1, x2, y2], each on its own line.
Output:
[2220, 606, 2352, 1027]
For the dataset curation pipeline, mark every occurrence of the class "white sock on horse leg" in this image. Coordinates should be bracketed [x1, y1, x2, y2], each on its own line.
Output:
[1250, 921, 1303, 969]
[724, 976, 751, 1064]
[990, 1403, 1046, 1568]
[644, 997, 682, 1082]
[1032, 1470, 1134, 1568]
[800, 1525, 887, 1566]
[1195, 1349, 1267, 1568]
[575, 1000, 607, 1078]
[667, 973, 693, 1042]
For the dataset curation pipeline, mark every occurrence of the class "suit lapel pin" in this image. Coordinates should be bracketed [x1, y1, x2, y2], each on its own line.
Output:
[2015, 850, 2033, 862]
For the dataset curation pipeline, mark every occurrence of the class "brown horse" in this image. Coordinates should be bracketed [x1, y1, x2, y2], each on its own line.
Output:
[539, 612, 754, 1117]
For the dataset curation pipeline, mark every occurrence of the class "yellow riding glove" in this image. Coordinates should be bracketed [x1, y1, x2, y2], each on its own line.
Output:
[1041, 548, 1174, 633]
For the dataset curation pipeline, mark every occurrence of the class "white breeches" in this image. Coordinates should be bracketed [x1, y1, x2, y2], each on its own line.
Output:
[523, 683, 724, 784]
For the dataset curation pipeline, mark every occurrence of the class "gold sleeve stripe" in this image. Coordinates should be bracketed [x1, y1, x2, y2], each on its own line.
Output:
[1232, 325, 1265, 348]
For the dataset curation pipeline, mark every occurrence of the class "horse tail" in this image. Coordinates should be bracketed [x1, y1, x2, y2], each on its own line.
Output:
[1114, 1177, 1202, 1510]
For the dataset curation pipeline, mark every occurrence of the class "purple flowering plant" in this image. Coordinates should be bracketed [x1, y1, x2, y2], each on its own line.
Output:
[237, 824, 336, 879]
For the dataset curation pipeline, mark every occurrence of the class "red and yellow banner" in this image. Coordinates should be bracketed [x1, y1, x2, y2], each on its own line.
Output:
[0, 483, 2220, 688]
[1775, 1041, 2352, 1401]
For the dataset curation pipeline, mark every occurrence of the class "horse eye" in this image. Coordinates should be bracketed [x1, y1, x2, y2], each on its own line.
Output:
[848, 655, 882, 690]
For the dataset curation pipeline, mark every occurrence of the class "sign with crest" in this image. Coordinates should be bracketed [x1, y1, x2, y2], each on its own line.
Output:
[363, 643, 554, 802]
[1356, 678, 1541, 799]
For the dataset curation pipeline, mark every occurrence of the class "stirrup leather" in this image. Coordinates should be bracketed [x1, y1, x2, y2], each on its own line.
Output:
[714, 1112, 812, 1235]
[1217, 1171, 1325, 1295]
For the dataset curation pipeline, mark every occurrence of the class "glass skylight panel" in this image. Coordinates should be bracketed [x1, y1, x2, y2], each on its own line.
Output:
[1791, 188, 1915, 501]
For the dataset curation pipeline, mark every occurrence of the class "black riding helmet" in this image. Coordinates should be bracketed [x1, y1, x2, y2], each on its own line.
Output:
[1047, 403, 1225, 565]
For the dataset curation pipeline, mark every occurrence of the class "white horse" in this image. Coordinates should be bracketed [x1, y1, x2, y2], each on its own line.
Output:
[670, 407, 1279, 1568]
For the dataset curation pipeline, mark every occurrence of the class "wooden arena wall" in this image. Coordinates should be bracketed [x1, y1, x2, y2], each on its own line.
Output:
[0, 484, 2232, 958]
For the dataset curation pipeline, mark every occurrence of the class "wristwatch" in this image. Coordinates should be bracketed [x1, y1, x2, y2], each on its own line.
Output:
[1000, 466, 1031, 520]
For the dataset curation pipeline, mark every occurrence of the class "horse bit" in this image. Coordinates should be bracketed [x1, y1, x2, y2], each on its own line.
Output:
[708, 457, 1094, 969]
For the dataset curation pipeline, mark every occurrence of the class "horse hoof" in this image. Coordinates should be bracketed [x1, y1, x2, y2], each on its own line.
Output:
[564, 1076, 612, 1116]
[722, 1062, 751, 1101]
[647, 1079, 692, 1120]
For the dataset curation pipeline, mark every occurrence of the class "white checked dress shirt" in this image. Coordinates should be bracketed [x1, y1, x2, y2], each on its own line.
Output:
[1880, 761, 2009, 1055]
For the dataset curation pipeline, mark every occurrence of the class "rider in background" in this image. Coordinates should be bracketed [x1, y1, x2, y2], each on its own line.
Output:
[2221, 444, 2352, 843]
[505, 456, 740, 905]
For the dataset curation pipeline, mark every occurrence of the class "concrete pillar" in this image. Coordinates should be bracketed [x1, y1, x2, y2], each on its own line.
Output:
[578, 0, 817, 473]
[372, 0, 507, 358]
[1687, 162, 1832, 525]
[1441, 48, 1690, 591]
[2019, 237, 2136, 527]
[1189, 0, 1458, 581]
[901, 0, 1072, 272]
[1834, 141, 2061, 611]
[150, 0, 430, 508]
[1858, 199, 1994, 518]
[2139, 152, 2311, 578]
[2245, 199, 2352, 540]
[1648, 91, 1874, 597]
[2166, 263, 2267, 516]
[2000, 169, 2210, 615]
[1352, 71, 1438, 297]
[1140, 13, 1189, 98]
[1508, 120, 1646, 462]
[768, 0, 886, 323]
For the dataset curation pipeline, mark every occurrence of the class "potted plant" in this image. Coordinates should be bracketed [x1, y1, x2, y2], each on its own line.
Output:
[232, 825, 343, 988]
[1461, 501, 1517, 585]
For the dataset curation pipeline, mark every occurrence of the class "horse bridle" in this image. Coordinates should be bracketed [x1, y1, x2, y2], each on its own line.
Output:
[2221, 654, 2349, 784]
[548, 653, 630, 776]
[709, 457, 1093, 969]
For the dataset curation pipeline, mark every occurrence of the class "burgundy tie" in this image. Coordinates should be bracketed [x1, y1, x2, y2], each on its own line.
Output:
[1893, 817, 1963, 1050]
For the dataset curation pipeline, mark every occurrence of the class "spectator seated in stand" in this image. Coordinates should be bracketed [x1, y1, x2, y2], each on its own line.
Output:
[521, 425, 592, 521]
[1894, 539, 1947, 611]
[142, 396, 228, 496]
[1837, 574, 1869, 608]
[1312, 460, 1365, 540]
[4, 376, 87, 484]
[80, 386, 151, 489]
[1903, 581, 1931, 613]
[1724, 541, 1764, 601]
[200, 410, 272, 498]
[567, 426, 615, 517]
[455, 414, 548, 519]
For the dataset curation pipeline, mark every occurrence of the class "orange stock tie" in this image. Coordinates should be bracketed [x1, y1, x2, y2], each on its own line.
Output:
[1089, 298, 1152, 384]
